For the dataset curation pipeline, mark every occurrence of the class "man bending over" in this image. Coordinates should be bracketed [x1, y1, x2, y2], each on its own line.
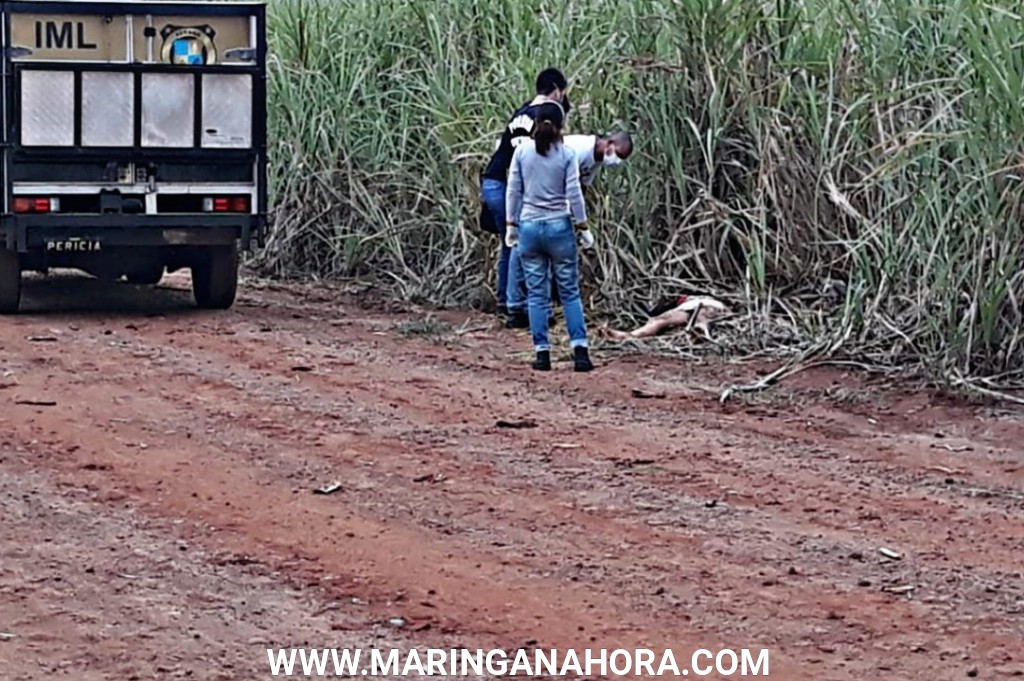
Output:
[563, 131, 633, 195]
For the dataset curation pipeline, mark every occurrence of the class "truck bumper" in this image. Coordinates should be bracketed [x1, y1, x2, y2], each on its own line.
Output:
[1, 215, 265, 253]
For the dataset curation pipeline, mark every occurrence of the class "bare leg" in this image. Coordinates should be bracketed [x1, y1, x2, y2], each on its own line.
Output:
[606, 308, 691, 339]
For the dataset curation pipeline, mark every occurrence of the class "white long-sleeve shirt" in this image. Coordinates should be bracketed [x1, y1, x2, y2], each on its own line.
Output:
[494, 133, 600, 186]
[562, 134, 600, 187]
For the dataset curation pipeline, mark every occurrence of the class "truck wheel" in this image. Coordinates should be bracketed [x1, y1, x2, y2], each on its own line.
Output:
[0, 249, 21, 314]
[191, 244, 238, 310]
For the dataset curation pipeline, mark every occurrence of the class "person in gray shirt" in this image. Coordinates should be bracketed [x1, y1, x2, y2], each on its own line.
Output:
[504, 101, 594, 372]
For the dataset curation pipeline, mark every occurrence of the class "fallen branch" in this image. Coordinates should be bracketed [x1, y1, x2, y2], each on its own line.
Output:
[455, 323, 492, 337]
[719, 361, 813, 403]
[946, 374, 1024, 407]
[719, 342, 829, 403]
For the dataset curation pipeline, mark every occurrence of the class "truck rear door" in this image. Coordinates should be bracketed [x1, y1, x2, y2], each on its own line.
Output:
[0, 0, 267, 252]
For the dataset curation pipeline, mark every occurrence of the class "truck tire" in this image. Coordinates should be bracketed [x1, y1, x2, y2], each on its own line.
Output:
[191, 243, 238, 310]
[0, 248, 21, 314]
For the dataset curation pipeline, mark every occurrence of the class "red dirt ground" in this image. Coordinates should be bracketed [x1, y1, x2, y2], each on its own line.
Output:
[1, 270, 1023, 681]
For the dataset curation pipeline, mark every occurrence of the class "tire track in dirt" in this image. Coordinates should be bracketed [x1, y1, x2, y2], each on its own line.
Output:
[185, 290, 1024, 482]
[142, 305, 1024, 565]
[0, 460, 437, 681]
[4, 329, 777, 678]
[153, 307, 1024, 636]
[80, 309, 1024, 574]
[0, 329, 1011, 675]
[3, 277, 1024, 680]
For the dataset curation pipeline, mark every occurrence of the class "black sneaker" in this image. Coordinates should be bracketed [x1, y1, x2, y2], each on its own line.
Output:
[533, 350, 552, 371]
[496, 304, 509, 317]
[505, 310, 529, 329]
[573, 346, 594, 372]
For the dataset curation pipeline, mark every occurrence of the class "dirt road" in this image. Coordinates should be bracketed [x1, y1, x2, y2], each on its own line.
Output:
[1, 270, 1023, 680]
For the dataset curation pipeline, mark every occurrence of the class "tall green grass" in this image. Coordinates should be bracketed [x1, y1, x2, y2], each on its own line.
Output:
[259, 0, 1024, 390]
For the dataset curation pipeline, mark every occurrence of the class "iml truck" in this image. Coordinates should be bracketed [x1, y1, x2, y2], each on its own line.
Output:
[0, 0, 267, 313]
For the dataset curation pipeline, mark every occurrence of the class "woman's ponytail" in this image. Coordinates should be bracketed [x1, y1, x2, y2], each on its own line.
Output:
[535, 119, 558, 156]
[531, 101, 565, 156]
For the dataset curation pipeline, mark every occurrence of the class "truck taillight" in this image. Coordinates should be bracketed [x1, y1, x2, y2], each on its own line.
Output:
[203, 196, 250, 213]
[14, 197, 59, 213]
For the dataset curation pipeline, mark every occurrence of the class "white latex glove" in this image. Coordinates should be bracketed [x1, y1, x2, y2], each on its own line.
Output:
[578, 229, 595, 250]
[504, 225, 519, 248]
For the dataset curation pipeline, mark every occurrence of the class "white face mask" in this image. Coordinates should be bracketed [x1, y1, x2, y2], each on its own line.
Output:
[602, 149, 623, 167]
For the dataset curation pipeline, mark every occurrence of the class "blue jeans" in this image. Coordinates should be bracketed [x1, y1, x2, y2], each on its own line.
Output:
[517, 216, 589, 352]
[480, 178, 527, 310]
[506, 243, 527, 312]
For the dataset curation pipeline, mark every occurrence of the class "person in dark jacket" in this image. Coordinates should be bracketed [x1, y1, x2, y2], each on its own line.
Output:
[480, 68, 570, 325]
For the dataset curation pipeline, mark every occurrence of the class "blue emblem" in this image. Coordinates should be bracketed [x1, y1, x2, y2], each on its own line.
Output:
[173, 38, 204, 64]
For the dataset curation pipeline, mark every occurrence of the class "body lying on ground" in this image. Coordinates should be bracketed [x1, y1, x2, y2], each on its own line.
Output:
[601, 295, 730, 341]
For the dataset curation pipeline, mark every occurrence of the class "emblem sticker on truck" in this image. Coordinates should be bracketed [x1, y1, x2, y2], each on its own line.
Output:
[160, 24, 217, 65]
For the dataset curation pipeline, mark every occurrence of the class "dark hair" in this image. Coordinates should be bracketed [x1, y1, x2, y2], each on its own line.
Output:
[535, 67, 568, 96]
[648, 293, 690, 318]
[532, 101, 564, 156]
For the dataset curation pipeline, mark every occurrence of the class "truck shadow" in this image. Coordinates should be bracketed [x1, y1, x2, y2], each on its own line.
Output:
[18, 271, 204, 317]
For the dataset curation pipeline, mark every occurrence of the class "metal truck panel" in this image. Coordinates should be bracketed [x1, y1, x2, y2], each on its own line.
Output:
[19, 68, 74, 145]
[81, 70, 134, 146]
[200, 72, 252, 148]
